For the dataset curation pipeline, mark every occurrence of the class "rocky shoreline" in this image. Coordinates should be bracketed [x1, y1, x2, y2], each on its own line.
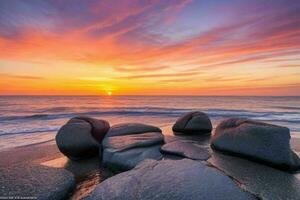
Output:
[1, 111, 300, 199]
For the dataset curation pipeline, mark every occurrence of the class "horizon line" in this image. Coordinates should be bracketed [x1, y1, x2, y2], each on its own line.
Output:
[1, 95, 299, 97]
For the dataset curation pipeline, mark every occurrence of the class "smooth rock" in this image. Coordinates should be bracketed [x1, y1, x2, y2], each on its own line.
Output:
[56, 119, 99, 160]
[87, 159, 255, 200]
[103, 132, 164, 150]
[70, 116, 110, 142]
[106, 123, 161, 137]
[102, 132, 164, 171]
[103, 145, 162, 171]
[211, 118, 300, 171]
[161, 140, 211, 160]
[0, 165, 75, 200]
[172, 111, 212, 134]
[208, 152, 300, 200]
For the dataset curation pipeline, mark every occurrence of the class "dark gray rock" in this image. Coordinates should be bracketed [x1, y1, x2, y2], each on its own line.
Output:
[103, 144, 163, 171]
[211, 118, 300, 171]
[208, 152, 300, 200]
[161, 140, 211, 160]
[56, 116, 109, 160]
[106, 123, 161, 137]
[0, 165, 75, 200]
[172, 111, 212, 134]
[102, 132, 164, 171]
[70, 116, 110, 142]
[87, 159, 255, 200]
[103, 132, 164, 150]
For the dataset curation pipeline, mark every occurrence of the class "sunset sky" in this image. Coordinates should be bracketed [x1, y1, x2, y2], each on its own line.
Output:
[0, 0, 300, 96]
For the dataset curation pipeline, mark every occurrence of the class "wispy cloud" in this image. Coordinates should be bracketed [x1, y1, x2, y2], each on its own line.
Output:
[119, 72, 198, 79]
[0, 0, 299, 95]
[113, 65, 170, 72]
[0, 73, 43, 80]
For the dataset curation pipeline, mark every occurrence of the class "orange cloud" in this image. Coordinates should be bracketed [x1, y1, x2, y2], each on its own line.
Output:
[0, 0, 299, 95]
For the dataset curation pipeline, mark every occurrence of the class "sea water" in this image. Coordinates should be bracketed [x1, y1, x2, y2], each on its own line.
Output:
[0, 96, 299, 150]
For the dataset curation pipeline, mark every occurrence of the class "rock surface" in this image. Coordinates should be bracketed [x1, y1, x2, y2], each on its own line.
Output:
[70, 116, 110, 141]
[102, 131, 164, 171]
[103, 132, 164, 150]
[208, 152, 300, 200]
[56, 117, 109, 160]
[161, 140, 211, 160]
[0, 165, 75, 200]
[106, 123, 161, 137]
[87, 159, 255, 200]
[211, 118, 300, 171]
[172, 111, 212, 134]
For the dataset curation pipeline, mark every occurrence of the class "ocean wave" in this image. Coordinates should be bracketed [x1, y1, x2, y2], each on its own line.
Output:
[0, 107, 299, 124]
[0, 127, 59, 136]
[0, 114, 50, 121]
[40, 107, 71, 113]
[273, 106, 300, 110]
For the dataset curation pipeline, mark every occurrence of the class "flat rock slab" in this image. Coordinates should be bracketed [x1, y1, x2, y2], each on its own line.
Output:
[161, 140, 211, 160]
[106, 123, 161, 137]
[208, 151, 300, 200]
[102, 132, 164, 171]
[0, 165, 75, 200]
[103, 132, 164, 151]
[103, 145, 163, 171]
[87, 159, 255, 200]
[164, 134, 211, 146]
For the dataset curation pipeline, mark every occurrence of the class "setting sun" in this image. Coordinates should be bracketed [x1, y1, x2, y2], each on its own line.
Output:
[107, 91, 112, 96]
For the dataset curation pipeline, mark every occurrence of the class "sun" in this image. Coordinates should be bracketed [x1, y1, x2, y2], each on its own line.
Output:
[107, 91, 112, 96]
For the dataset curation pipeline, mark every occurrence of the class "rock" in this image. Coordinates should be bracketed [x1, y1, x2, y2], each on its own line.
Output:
[103, 132, 164, 150]
[0, 165, 75, 200]
[70, 116, 110, 142]
[172, 111, 212, 134]
[56, 116, 109, 160]
[86, 159, 255, 200]
[208, 152, 300, 200]
[102, 132, 164, 171]
[161, 140, 211, 160]
[106, 123, 161, 137]
[211, 118, 300, 171]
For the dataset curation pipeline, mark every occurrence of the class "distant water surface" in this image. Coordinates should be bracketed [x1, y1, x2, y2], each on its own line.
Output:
[0, 96, 299, 150]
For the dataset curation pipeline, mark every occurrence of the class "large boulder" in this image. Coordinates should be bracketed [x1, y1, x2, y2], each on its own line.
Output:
[70, 116, 110, 142]
[0, 165, 75, 200]
[86, 159, 255, 200]
[102, 123, 164, 171]
[102, 132, 164, 171]
[172, 111, 212, 134]
[211, 118, 300, 171]
[56, 117, 110, 160]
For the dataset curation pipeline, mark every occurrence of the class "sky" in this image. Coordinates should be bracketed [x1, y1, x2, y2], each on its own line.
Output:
[0, 0, 300, 96]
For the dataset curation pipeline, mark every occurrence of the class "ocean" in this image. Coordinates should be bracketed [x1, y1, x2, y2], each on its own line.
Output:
[0, 96, 300, 150]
